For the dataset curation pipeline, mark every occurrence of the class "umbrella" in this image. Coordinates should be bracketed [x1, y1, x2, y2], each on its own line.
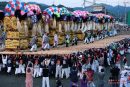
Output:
[27, 10, 34, 16]
[94, 13, 105, 19]
[60, 7, 70, 15]
[72, 10, 89, 17]
[26, 4, 41, 16]
[105, 15, 113, 19]
[4, 0, 28, 16]
[44, 6, 61, 17]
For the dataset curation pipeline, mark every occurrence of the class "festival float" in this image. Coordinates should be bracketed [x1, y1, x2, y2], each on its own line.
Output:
[0, 0, 116, 54]
[4, 0, 28, 50]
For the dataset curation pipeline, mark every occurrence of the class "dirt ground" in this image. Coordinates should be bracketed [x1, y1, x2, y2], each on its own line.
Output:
[0, 34, 130, 55]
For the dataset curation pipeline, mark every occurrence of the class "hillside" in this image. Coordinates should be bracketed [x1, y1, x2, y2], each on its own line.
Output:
[0, 1, 130, 18]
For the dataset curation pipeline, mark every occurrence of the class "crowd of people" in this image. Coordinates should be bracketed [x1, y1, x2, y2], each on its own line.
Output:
[114, 24, 130, 32]
[0, 38, 130, 87]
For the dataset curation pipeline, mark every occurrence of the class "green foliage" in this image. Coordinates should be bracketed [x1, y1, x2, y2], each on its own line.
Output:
[0, 2, 8, 10]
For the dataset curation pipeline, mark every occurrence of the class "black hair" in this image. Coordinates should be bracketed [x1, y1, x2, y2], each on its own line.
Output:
[15, 10, 27, 20]
[82, 17, 87, 22]
[83, 73, 86, 81]
[15, 10, 21, 18]
[101, 68, 104, 72]
[28, 63, 32, 67]
[37, 13, 42, 21]
[0, 11, 4, 20]
[33, 10, 36, 14]
[27, 68, 31, 73]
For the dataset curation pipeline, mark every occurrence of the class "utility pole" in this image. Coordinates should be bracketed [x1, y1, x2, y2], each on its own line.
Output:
[83, 0, 86, 8]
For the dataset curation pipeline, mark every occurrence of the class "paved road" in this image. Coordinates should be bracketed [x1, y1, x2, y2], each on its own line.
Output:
[0, 53, 130, 87]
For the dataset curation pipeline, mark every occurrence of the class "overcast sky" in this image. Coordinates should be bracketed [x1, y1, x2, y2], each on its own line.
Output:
[0, 0, 130, 7]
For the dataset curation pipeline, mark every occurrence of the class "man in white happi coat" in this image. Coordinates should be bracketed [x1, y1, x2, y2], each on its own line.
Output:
[53, 33, 58, 48]
[39, 61, 44, 77]
[55, 59, 62, 78]
[15, 60, 19, 75]
[42, 33, 50, 50]
[2, 55, 7, 68]
[18, 59, 25, 74]
[120, 66, 128, 87]
[33, 59, 40, 78]
[30, 36, 37, 52]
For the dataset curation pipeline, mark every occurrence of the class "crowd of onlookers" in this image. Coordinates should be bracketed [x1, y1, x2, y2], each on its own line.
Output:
[0, 38, 130, 87]
[114, 24, 130, 32]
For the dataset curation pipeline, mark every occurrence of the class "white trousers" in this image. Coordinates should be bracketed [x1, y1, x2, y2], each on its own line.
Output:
[39, 68, 43, 76]
[90, 37, 94, 43]
[30, 44, 37, 52]
[127, 82, 130, 87]
[92, 64, 97, 72]
[55, 66, 62, 78]
[120, 78, 128, 87]
[15, 68, 19, 74]
[33, 68, 40, 77]
[54, 41, 58, 47]
[19, 67, 25, 74]
[107, 58, 111, 66]
[42, 77, 50, 87]
[116, 63, 121, 69]
[84, 37, 89, 43]
[0, 64, 2, 71]
[7, 67, 11, 73]
[43, 43, 50, 50]
[82, 68, 86, 73]
[2, 64, 6, 68]
[68, 67, 70, 77]
[96, 36, 100, 40]
[120, 50, 124, 55]
[61, 68, 69, 78]
[128, 47, 130, 53]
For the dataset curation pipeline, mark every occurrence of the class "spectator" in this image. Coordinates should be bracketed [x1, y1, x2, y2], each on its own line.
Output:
[42, 60, 50, 87]
[61, 56, 69, 79]
[110, 66, 120, 87]
[25, 66, 33, 87]
[98, 68, 105, 87]
[80, 72, 88, 87]
[33, 59, 40, 78]
[86, 68, 95, 87]
[120, 67, 128, 87]
[70, 65, 78, 87]
[55, 59, 62, 78]
[56, 76, 63, 87]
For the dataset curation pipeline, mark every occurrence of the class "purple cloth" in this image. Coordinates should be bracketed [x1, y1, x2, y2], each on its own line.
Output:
[70, 81, 78, 87]
[80, 79, 87, 87]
